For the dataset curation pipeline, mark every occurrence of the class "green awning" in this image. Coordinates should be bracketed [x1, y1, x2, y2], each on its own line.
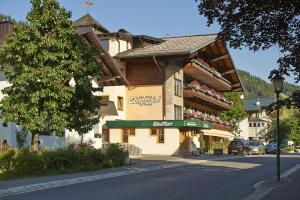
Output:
[106, 120, 212, 129]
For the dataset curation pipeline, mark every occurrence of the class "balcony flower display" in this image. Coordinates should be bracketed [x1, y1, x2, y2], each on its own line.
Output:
[185, 81, 232, 106]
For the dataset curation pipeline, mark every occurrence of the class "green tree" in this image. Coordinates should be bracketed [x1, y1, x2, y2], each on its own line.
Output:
[220, 92, 246, 135]
[0, 0, 101, 150]
[197, 0, 300, 110]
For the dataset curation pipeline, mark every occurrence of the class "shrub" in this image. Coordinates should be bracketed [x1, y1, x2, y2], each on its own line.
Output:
[103, 144, 129, 167]
[14, 148, 46, 176]
[0, 144, 128, 179]
[0, 149, 17, 176]
[285, 146, 295, 153]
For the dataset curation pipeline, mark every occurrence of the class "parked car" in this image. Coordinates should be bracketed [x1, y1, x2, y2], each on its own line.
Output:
[265, 143, 277, 154]
[248, 140, 265, 155]
[228, 140, 250, 155]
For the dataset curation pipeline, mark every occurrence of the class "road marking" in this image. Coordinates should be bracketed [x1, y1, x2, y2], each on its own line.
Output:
[243, 164, 300, 200]
[0, 155, 249, 198]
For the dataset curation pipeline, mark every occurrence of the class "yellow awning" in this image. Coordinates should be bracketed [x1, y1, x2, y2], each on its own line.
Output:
[202, 129, 234, 140]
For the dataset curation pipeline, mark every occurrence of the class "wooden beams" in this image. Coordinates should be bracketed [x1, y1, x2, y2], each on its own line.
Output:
[211, 54, 229, 63]
[222, 69, 235, 76]
[152, 56, 163, 75]
[75, 26, 129, 86]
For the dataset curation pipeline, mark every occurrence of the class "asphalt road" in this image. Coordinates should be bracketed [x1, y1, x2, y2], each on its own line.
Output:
[2, 155, 300, 200]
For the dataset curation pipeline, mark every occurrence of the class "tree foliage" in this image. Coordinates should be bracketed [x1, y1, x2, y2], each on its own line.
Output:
[197, 0, 300, 109]
[220, 92, 246, 134]
[0, 0, 101, 144]
[237, 69, 300, 98]
[265, 110, 300, 145]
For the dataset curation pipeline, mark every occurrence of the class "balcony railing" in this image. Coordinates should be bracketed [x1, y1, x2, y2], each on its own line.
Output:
[184, 60, 232, 91]
[183, 84, 233, 110]
[184, 112, 231, 131]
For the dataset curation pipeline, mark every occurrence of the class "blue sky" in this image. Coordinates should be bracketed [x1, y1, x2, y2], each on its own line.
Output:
[1, 0, 297, 84]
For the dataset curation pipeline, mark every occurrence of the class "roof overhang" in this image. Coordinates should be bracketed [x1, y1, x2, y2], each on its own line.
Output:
[190, 39, 244, 92]
[75, 26, 129, 86]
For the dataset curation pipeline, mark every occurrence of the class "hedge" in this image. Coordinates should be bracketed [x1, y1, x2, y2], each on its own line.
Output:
[0, 144, 128, 179]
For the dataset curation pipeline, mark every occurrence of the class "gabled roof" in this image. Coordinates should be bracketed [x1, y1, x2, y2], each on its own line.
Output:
[73, 14, 109, 33]
[75, 26, 128, 86]
[116, 34, 217, 58]
[244, 98, 275, 111]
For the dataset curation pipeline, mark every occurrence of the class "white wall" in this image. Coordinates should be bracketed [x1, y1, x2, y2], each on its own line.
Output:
[239, 118, 249, 140]
[108, 39, 131, 57]
[110, 128, 180, 155]
[238, 109, 273, 140]
[64, 85, 127, 148]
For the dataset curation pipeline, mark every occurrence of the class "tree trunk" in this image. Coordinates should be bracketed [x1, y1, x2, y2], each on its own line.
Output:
[31, 133, 40, 151]
[80, 134, 84, 146]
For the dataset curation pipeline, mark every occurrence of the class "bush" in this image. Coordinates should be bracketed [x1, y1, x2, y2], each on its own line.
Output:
[103, 144, 129, 167]
[0, 149, 17, 176]
[0, 144, 127, 179]
[285, 146, 295, 153]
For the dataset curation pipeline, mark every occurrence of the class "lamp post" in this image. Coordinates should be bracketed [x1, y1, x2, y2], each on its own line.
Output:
[272, 74, 284, 181]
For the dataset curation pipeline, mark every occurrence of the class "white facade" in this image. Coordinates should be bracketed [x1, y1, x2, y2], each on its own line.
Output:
[110, 128, 181, 155]
[65, 85, 127, 148]
[0, 79, 126, 149]
[108, 39, 131, 57]
[239, 110, 272, 140]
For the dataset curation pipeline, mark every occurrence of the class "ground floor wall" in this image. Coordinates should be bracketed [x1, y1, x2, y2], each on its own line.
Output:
[109, 128, 181, 155]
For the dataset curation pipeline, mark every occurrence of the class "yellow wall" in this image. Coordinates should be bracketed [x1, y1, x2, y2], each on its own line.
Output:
[126, 85, 163, 120]
[109, 128, 180, 155]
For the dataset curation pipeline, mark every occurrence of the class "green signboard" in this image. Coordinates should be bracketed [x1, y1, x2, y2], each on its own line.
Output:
[106, 120, 212, 129]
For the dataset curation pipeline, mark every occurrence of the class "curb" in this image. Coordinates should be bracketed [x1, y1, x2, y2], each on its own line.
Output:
[243, 164, 300, 200]
[0, 163, 186, 198]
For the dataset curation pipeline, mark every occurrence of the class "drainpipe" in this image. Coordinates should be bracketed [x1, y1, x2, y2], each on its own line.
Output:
[153, 56, 166, 120]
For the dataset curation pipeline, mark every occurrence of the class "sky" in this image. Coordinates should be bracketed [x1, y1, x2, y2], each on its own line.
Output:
[0, 0, 297, 84]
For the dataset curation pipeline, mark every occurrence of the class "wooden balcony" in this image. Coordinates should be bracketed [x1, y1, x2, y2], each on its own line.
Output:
[212, 122, 232, 132]
[184, 60, 231, 91]
[183, 114, 231, 131]
[184, 87, 232, 110]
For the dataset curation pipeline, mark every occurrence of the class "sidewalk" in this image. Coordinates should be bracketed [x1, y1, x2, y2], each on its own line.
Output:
[0, 154, 239, 190]
[262, 169, 300, 200]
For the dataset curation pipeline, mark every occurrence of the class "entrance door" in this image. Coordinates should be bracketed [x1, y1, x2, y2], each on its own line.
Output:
[179, 129, 190, 153]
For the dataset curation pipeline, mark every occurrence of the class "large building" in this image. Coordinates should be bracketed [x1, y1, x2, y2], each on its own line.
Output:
[0, 14, 243, 155]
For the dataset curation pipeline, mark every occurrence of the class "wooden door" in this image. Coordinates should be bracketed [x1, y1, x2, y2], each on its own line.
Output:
[179, 130, 190, 153]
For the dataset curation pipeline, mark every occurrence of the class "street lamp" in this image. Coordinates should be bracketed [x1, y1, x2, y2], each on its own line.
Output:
[272, 74, 284, 181]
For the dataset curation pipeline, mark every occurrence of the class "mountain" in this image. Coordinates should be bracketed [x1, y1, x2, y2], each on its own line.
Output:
[237, 69, 300, 98]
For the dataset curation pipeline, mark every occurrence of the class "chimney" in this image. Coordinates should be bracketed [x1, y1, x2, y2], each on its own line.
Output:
[0, 20, 13, 45]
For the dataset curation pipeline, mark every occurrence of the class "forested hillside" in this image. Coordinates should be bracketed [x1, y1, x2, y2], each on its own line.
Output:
[237, 69, 300, 98]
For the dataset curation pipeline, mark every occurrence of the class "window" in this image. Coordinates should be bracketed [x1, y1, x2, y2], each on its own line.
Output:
[122, 128, 135, 143]
[117, 96, 124, 111]
[174, 105, 182, 120]
[150, 128, 165, 143]
[253, 123, 256, 127]
[150, 129, 157, 136]
[100, 95, 109, 106]
[249, 123, 252, 127]
[157, 129, 164, 143]
[174, 78, 182, 97]
[129, 128, 135, 136]
[262, 123, 265, 127]
[102, 129, 109, 143]
[257, 123, 260, 127]
[122, 129, 129, 143]
[100, 39, 109, 50]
